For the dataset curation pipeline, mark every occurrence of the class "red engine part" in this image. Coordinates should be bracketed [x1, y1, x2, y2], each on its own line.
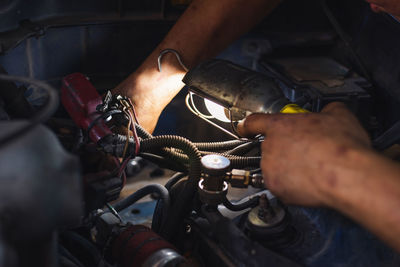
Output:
[61, 73, 112, 143]
[112, 225, 181, 267]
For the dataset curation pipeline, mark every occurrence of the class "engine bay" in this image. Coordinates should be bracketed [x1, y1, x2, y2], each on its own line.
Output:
[1, 0, 400, 266]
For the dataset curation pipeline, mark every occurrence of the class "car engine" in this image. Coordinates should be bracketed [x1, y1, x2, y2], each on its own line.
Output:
[0, 0, 400, 267]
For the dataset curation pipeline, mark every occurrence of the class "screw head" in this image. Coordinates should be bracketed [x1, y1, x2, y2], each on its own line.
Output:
[185, 224, 192, 234]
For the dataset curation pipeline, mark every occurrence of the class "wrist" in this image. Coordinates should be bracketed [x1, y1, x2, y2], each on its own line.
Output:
[116, 53, 186, 105]
[113, 51, 186, 132]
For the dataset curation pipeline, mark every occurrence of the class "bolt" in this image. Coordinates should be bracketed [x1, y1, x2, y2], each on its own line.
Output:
[257, 194, 275, 221]
[251, 174, 265, 188]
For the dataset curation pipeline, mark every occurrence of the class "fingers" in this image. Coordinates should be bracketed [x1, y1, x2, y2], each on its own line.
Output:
[237, 113, 283, 137]
[237, 102, 352, 138]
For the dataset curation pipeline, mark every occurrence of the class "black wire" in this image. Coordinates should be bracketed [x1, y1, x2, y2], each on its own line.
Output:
[224, 140, 259, 156]
[0, 74, 59, 147]
[153, 172, 187, 233]
[222, 196, 260, 212]
[86, 109, 122, 136]
[140, 152, 188, 173]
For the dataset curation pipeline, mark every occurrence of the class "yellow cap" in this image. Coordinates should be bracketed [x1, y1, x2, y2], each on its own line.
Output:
[280, 104, 310, 114]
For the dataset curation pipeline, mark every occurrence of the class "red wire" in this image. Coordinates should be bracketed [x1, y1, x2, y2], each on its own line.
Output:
[114, 157, 127, 187]
[128, 109, 140, 156]
[128, 98, 140, 125]
[115, 103, 141, 186]
[118, 157, 130, 177]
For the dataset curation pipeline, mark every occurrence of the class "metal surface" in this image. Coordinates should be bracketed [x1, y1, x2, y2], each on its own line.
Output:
[199, 206, 302, 267]
[227, 169, 251, 188]
[142, 248, 184, 267]
[0, 0, 170, 54]
[201, 154, 231, 173]
[260, 57, 373, 128]
[120, 201, 157, 226]
[251, 173, 265, 188]
[198, 179, 228, 205]
[247, 200, 286, 228]
[201, 154, 231, 191]
[183, 59, 289, 115]
[267, 57, 366, 94]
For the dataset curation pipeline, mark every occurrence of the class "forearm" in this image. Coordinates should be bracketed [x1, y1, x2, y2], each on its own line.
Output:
[114, 0, 281, 131]
[154, 0, 282, 68]
[323, 148, 400, 251]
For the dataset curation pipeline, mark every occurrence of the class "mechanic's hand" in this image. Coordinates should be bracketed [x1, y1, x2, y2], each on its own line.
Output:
[366, 0, 400, 20]
[237, 102, 371, 207]
[113, 53, 186, 133]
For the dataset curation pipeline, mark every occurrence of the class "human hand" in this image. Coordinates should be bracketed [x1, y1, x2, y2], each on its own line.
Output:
[366, 0, 400, 20]
[113, 53, 186, 133]
[237, 102, 371, 207]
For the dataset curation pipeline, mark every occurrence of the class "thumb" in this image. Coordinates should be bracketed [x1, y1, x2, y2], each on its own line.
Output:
[237, 113, 282, 137]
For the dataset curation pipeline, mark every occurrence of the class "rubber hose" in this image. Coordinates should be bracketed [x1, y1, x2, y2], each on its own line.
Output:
[133, 125, 192, 165]
[165, 172, 187, 190]
[101, 135, 259, 169]
[193, 139, 248, 151]
[114, 184, 170, 212]
[139, 135, 202, 239]
[135, 123, 152, 139]
[169, 150, 260, 168]
[170, 149, 260, 168]
[201, 151, 260, 168]
[222, 196, 260, 212]
[100, 135, 192, 169]
[152, 172, 188, 232]
[134, 123, 249, 152]
[113, 184, 170, 233]
[225, 155, 261, 168]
